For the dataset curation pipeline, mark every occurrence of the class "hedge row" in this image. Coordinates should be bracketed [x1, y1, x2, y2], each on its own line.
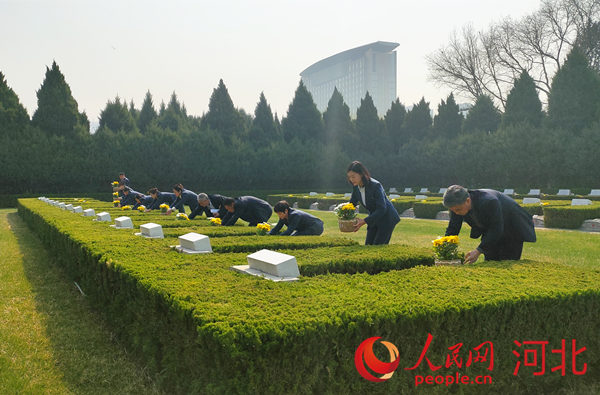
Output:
[412, 201, 446, 219]
[18, 198, 600, 394]
[543, 205, 600, 229]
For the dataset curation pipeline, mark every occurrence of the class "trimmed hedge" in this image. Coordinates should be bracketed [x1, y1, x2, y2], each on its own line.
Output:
[543, 205, 600, 229]
[413, 201, 446, 219]
[18, 198, 600, 394]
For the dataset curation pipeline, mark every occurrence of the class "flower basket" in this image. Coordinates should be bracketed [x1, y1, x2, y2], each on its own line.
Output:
[434, 259, 463, 266]
[338, 219, 357, 232]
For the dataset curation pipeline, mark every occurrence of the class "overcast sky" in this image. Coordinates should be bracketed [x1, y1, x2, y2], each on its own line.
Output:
[1, 0, 543, 125]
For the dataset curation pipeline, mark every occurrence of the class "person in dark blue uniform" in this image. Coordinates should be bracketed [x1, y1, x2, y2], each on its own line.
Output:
[146, 187, 176, 211]
[347, 161, 400, 245]
[443, 185, 536, 263]
[188, 193, 229, 220]
[116, 172, 131, 197]
[132, 193, 154, 210]
[268, 201, 323, 236]
[168, 184, 199, 214]
[119, 187, 140, 207]
[221, 196, 272, 226]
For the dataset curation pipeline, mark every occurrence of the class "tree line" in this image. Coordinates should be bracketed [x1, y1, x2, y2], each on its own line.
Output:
[1, 44, 599, 196]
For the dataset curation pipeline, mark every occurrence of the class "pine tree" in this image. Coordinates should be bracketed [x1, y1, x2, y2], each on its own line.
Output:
[98, 96, 137, 133]
[129, 99, 139, 123]
[403, 97, 432, 140]
[433, 93, 462, 138]
[137, 90, 157, 133]
[355, 92, 384, 154]
[0, 71, 30, 137]
[384, 98, 407, 152]
[282, 80, 324, 142]
[158, 92, 188, 131]
[462, 95, 501, 133]
[31, 61, 87, 137]
[323, 88, 355, 153]
[548, 46, 600, 133]
[202, 79, 245, 141]
[501, 71, 543, 128]
[249, 92, 278, 147]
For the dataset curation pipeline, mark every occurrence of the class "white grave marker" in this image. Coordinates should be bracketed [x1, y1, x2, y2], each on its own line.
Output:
[528, 189, 541, 196]
[400, 208, 415, 218]
[309, 192, 318, 196]
[589, 189, 600, 196]
[389, 194, 400, 199]
[325, 192, 334, 197]
[419, 188, 429, 193]
[571, 199, 592, 206]
[435, 211, 450, 221]
[557, 189, 571, 196]
[439, 188, 447, 194]
[344, 193, 352, 198]
[95, 212, 111, 222]
[389, 187, 398, 193]
[58, 202, 66, 209]
[135, 223, 164, 239]
[532, 215, 545, 228]
[523, 198, 541, 204]
[581, 219, 600, 232]
[73, 206, 83, 213]
[503, 189, 514, 195]
[415, 195, 428, 200]
[65, 204, 74, 211]
[82, 208, 95, 217]
[111, 216, 134, 229]
[309, 202, 319, 210]
[231, 249, 300, 282]
[174, 232, 212, 254]
[403, 187, 413, 193]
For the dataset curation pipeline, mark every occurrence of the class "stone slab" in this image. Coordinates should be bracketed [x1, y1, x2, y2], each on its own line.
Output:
[73, 206, 83, 213]
[528, 189, 541, 196]
[523, 198, 541, 204]
[247, 249, 300, 278]
[82, 208, 95, 217]
[178, 232, 212, 253]
[95, 212, 111, 222]
[435, 211, 450, 221]
[135, 223, 164, 238]
[571, 199, 592, 206]
[111, 216, 133, 229]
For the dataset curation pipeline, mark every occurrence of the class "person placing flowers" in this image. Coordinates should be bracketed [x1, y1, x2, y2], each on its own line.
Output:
[146, 187, 176, 211]
[132, 193, 154, 211]
[119, 187, 141, 207]
[167, 184, 199, 215]
[432, 235, 464, 264]
[268, 201, 324, 236]
[221, 196, 272, 226]
[346, 161, 399, 245]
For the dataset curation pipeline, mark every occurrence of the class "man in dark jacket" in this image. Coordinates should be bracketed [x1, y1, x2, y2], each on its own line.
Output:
[146, 187, 176, 211]
[119, 187, 140, 207]
[188, 193, 229, 220]
[269, 201, 323, 236]
[221, 196, 272, 226]
[132, 193, 154, 210]
[443, 185, 536, 263]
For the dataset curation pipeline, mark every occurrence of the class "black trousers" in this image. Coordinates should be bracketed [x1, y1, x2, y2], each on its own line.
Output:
[293, 222, 324, 236]
[484, 237, 524, 261]
[365, 221, 398, 245]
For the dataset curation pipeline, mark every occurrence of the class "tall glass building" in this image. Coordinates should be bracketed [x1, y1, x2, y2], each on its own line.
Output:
[300, 41, 399, 117]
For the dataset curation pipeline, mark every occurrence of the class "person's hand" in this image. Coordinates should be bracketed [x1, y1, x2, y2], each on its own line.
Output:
[464, 249, 482, 264]
[353, 218, 366, 232]
[166, 209, 172, 215]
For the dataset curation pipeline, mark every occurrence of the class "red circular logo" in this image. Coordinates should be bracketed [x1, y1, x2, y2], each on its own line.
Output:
[355, 337, 400, 382]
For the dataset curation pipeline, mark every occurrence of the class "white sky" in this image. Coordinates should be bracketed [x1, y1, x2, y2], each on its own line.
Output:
[1, 0, 542, 125]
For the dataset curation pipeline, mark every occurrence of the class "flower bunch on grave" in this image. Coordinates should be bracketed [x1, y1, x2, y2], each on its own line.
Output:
[256, 222, 271, 235]
[137, 205, 146, 212]
[176, 213, 190, 221]
[77, 199, 86, 203]
[432, 236, 462, 261]
[112, 181, 119, 187]
[210, 217, 221, 226]
[121, 205, 132, 210]
[113, 200, 120, 207]
[334, 202, 357, 220]
[159, 203, 170, 213]
[113, 192, 119, 197]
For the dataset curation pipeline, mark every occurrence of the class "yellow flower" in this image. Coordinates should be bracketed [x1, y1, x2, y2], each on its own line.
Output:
[137, 205, 146, 212]
[210, 217, 222, 225]
[256, 223, 271, 231]
[121, 205, 131, 210]
[159, 204, 169, 209]
[112, 181, 119, 186]
[112, 192, 119, 197]
[542, 202, 549, 206]
[176, 213, 190, 221]
[341, 203, 355, 211]
[113, 200, 120, 204]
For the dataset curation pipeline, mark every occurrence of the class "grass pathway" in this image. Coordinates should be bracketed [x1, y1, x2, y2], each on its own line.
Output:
[0, 209, 161, 394]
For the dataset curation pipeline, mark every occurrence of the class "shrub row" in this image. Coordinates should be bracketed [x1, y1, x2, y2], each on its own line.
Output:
[543, 205, 600, 229]
[18, 198, 600, 394]
[412, 201, 447, 219]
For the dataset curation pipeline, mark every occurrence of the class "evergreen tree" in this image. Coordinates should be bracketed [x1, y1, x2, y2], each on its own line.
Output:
[282, 80, 324, 142]
[501, 71, 543, 128]
[355, 92, 385, 154]
[202, 79, 245, 141]
[0, 71, 30, 137]
[158, 92, 188, 131]
[249, 92, 278, 147]
[462, 95, 501, 133]
[137, 90, 157, 133]
[384, 98, 407, 152]
[323, 88, 355, 153]
[403, 97, 432, 140]
[31, 61, 87, 137]
[433, 93, 462, 138]
[548, 46, 600, 133]
[98, 96, 137, 133]
[128, 99, 139, 123]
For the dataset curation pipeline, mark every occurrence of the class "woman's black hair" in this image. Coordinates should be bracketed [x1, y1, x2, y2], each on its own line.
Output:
[223, 197, 235, 207]
[273, 200, 290, 213]
[172, 183, 184, 193]
[347, 160, 371, 186]
[148, 187, 159, 195]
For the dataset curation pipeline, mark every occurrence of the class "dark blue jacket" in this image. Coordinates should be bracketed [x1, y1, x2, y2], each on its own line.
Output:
[445, 189, 536, 254]
[171, 189, 199, 214]
[188, 194, 228, 220]
[120, 189, 140, 207]
[349, 178, 400, 228]
[269, 208, 323, 235]
[147, 192, 176, 210]
[222, 196, 272, 226]
[132, 195, 154, 210]
[117, 177, 130, 197]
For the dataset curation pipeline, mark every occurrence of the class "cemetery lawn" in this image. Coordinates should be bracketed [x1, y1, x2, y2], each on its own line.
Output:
[0, 209, 161, 394]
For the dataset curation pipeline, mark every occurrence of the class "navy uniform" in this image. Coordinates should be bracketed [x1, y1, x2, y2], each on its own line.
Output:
[147, 192, 176, 210]
[188, 194, 228, 220]
[222, 196, 272, 226]
[269, 208, 324, 236]
[171, 189, 199, 214]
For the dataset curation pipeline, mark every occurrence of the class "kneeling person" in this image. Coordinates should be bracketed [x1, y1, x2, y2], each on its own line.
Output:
[269, 201, 324, 236]
[222, 196, 272, 226]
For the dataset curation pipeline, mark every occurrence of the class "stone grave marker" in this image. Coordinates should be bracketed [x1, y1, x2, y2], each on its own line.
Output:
[523, 198, 541, 204]
[111, 216, 134, 229]
[82, 208, 95, 217]
[231, 249, 299, 282]
[174, 232, 212, 254]
[588, 189, 600, 196]
[503, 189, 514, 195]
[571, 199, 592, 206]
[557, 189, 571, 196]
[403, 187, 413, 193]
[95, 212, 111, 222]
[136, 223, 164, 239]
[527, 189, 541, 196]
[73, 206, 83, 213]
[415, 195, 427, 200]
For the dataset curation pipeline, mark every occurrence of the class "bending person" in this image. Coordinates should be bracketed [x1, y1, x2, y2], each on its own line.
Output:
[146, 187, 176, 211]
[269, 201, 323, 236]
[132, 193, 154, 210]
[189, 193, 229, 220]
[222, 196, 272, 226]
[119, 187, 140, 207]
[168, 184, 199, 214]
[347, 161, 400, 245]
[443, 185, 536, 264]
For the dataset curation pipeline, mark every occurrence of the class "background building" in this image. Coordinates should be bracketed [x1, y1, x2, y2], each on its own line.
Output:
[300, 41, 399, 117]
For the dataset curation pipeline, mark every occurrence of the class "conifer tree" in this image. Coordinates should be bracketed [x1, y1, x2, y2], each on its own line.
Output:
[282, 80, 324, 142]
[0, 71, 30, 137]
[249, 92, 278, 146]
[433, 93, 462, 138]
[384, 98, 407, 152]
[98, 96, 137, 133]
[137, 90, 157, 133]
[501, 71, 543, 128]
[355, 92, 384, 154]
[202, 79, 245, 141]
[403, 97, 432, 139]
[323, 88, 355, 153]
[462, 95, 501, 133]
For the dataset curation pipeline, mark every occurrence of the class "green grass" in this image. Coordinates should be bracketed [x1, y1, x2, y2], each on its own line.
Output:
[0, 209, 161, 394]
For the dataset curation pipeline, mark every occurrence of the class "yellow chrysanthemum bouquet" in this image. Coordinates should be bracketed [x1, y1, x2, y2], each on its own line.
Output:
[121, 205, 131, 210]
[137, 205, 146, 212]
[210, 217, 221, 226]
[432, 235, 463, 263]
[159, 203, 170, 214]
[113, 200, 120, 207]
[176, 213, 190, 221]
[335, 202, 357, 220]
[256, 222, 271, 236]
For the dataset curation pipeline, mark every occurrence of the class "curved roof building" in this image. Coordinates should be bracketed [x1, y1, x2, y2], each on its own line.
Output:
[300, 41, 399, 117]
